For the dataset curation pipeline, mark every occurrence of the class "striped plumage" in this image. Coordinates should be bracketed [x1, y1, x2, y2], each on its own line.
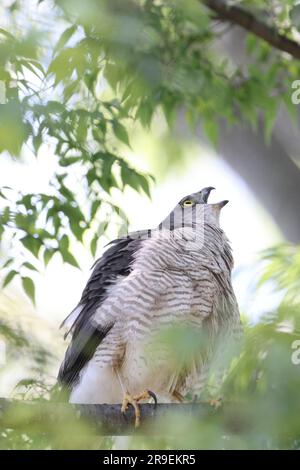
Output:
[58, 188, 240, 405]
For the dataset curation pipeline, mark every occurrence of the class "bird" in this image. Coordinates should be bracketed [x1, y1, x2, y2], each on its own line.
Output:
[58, 186, 241, 426]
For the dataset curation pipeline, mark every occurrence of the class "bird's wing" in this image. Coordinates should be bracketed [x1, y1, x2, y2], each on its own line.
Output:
[61, 235, 145, 338]
[58, 234, 144, 390]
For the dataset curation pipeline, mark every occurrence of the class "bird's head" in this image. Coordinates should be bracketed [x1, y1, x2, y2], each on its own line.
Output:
[178, 186, 215, 206]
[160, 186, 219, 230]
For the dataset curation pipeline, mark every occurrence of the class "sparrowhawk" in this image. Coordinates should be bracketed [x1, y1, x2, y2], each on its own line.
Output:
[58, 186, 240, 425]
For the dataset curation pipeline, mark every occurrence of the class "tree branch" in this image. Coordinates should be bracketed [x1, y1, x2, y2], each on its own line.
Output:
[0, 399, 220, 435]
[204, 0, 300, 60]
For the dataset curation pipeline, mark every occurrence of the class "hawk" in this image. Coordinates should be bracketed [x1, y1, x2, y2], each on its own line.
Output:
[58, 187, 240, 426]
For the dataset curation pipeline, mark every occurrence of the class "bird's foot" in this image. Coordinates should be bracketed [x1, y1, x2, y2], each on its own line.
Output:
[121, 390, 157, 428]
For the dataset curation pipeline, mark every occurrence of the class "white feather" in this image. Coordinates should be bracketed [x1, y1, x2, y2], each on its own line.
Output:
[70, 360, 122, 404]
[60, 305, 82, 338]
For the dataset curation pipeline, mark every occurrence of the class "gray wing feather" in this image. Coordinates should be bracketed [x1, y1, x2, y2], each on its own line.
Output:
[57, 233, 144, 391]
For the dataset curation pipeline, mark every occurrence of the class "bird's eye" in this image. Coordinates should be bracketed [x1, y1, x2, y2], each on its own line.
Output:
[182, 199, 194, 207]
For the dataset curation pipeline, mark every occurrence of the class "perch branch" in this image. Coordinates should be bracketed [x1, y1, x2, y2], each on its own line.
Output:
[0, 399, 220, 435]
[204, 0, 300, 59]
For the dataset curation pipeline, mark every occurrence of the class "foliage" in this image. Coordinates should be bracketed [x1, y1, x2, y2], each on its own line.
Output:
[0, 0, 300, 450]
[1, 0, 300, 300]
[0, 297, 61, 389]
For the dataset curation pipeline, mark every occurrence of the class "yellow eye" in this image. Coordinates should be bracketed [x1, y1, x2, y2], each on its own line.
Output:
[182, 199, 194, 207]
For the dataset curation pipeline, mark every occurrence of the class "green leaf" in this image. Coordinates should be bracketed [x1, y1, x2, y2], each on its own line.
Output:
[120, 165, 151, 197]
[76, 114, 88, 143]
[60, 156, 82, 167]
[90, 233, 98, 257]
[70, 220, 84, 242]
[18, 58, 45, 79]
[22, 262, 38, 272]
[3, 270, 18, 288]
[0, 28, 15, 41]
[2, 258, 13, 269]
[53, 214, 61, 235]
[91, 200, 101, 219]
[92, 152, 118, 194]
[22, 276, 35, 305]
[112, 121, 130, 147]
[1, 207, 11, 224]
[61, 250, 80, 269]
[32, 131, 42, 154]
[105, 63, 120, 90]
[53, 25, 77, 56]
[44, 248, 56, 266]
[47, 48, 74, 84]
[0, 101, 28, 156]
[60, 234, 69, 253]
[137, 174, 151, 198]
[46, 101, 65, 114]
[26, 59, 45, 76]
[136, 100, 154, 128]
[21, 236, 42, 258]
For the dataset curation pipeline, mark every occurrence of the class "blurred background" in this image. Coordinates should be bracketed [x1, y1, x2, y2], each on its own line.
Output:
[1, 0, 300, 449]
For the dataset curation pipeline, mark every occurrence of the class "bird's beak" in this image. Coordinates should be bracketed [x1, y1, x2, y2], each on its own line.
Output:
[219, 200, 229, 208]
[202, 186, 215, 203]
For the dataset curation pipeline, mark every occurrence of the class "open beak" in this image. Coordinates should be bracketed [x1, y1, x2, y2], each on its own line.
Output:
[202, 186, 215, 203]
[219, 200, 229, 208]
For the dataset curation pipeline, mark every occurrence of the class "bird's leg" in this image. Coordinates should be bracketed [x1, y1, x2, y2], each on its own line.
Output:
[121, 390, 157, 428]
[115, 368, 157, 427]
[172, 390, 184, 402]
[121, 392, 141, 427]
[115, 369, 140, 426]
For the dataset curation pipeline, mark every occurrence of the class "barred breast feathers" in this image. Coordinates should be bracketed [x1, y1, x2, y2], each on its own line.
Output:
[91, 220, 237, 340]
[131, 223, 233, 283]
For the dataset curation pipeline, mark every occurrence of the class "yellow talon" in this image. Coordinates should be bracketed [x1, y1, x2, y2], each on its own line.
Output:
[121, 390, 157, 427]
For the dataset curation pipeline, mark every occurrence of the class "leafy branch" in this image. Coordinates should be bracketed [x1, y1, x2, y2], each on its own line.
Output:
[204, 0, 300, 59]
